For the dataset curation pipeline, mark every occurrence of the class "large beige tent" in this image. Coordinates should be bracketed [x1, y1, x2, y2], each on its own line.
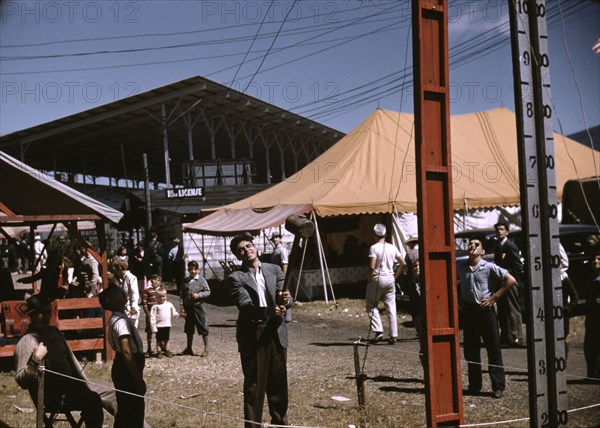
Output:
[185, 108, 600, 235]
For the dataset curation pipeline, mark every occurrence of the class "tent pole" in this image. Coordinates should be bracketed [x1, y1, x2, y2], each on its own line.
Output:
[293, 237, 310, 302]
[187, 234, 219, 279]
[310, 212, 329, 304]
[311, 211, 336, 303]
[201, 233, 205, 277]
[463, 197, 468, 231]
[317, 229, 337, 305]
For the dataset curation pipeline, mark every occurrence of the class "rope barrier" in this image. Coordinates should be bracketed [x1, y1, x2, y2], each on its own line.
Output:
[356, 337, 600, 383]
[37, 325, 599, 428]
[42, 337, 600, 428]
[459, 402, 600, 427]
[41, 368, 322, 428]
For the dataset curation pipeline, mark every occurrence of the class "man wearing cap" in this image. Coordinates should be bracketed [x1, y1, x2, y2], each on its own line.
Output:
[400, 236, 420, 328]
[167, 238, 185, 292]
[367, 223, 405, 345]
[14, 295, 109, 427]
[33, 235, 47, 272]
[270, 232, 289, 274]
[493, 222, 525, 347]
[226, 233, 292, 428]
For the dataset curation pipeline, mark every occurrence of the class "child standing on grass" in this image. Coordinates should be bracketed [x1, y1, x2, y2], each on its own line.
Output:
[150, 287, 179, 357]
[100, 285, 146, 428]
[142, 274, 161, 357]
[180, 260, 211, 357]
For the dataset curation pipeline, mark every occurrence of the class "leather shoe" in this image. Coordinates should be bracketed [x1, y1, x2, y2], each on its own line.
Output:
[511, 339, 525, 348]
[388, 337, 397, 345]
[465, 388, 480, 396]
[370, 333, 384, 344]
[180, 348, 195, 356]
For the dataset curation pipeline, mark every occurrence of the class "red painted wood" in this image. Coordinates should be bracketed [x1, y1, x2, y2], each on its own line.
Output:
[412, 1, 464, 426]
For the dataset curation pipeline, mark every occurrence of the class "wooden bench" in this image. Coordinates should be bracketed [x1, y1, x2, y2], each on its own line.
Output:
[0, 298, 110, 361]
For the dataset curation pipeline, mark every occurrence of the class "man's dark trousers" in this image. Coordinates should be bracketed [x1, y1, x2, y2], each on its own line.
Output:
[462, 304, 505, 393]
[240, 323, 288, 428]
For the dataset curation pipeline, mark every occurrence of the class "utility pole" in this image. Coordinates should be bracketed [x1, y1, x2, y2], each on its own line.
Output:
[161, 102, 172, 188]
[143, 153, 152, 233]
[412, 1, 463, 426]
[509, 1, 568, 426]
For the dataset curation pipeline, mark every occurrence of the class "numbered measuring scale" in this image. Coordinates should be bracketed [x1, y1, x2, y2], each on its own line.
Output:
[509, 0, 568, 426]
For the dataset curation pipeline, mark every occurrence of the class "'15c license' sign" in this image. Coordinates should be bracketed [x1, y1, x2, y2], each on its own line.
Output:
[166, 187, 204, 199]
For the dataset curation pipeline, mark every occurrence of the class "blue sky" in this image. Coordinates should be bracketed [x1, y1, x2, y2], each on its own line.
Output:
[1, 1, 598, 138]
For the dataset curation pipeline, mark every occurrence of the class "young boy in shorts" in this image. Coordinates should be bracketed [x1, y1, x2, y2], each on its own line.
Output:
[179, 260, 211, 357]
[141, 274, 161, 356]
[150, 287, 179, 357]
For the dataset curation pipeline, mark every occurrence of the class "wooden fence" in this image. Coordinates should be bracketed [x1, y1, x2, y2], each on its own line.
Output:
[0, 298, 110, 361]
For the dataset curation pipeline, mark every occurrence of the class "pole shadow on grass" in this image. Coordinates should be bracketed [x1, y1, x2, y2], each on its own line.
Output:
[309, 342, 358, 347]
[350, 374, 425, 394]
[567, 378, 600, 385]
[209, 323, 236, 329]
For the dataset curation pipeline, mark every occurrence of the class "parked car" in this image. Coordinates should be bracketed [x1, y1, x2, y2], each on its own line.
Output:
[454, 224, 600, 306]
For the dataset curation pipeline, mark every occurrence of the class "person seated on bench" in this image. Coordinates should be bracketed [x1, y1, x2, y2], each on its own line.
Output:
[14, 295, 111, 427]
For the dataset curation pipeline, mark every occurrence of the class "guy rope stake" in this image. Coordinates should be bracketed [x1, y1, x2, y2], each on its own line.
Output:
[353, 338, 366, 406]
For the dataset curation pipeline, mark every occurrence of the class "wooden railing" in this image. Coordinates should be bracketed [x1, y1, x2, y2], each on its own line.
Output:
[0, 298, 110, 361]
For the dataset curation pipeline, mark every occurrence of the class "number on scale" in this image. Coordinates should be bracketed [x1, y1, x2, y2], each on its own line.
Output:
[552, 306, 563, 320]
[537, 307, 545, 321]
[529, 155, 536, 168]
[516, 0, 546, 17]
[532, 205, 558, 219]
[527, 154, 554, 171]
[522, 51, 549, 67]
[557, 410, 568, 424]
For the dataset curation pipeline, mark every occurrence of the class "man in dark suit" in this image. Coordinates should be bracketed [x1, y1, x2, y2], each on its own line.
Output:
[226, 233, 292, 428]
[494, 222, 524, 347]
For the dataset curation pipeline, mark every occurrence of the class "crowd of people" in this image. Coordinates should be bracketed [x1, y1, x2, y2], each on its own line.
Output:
[4, 227, 600, 427]
[7, 231, 292, 428]
[369, 221, 600, 400]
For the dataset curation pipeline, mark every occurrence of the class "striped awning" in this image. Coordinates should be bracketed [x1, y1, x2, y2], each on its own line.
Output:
[183, 204, 312, 236]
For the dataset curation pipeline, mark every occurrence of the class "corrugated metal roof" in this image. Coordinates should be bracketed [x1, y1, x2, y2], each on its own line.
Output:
[0, 76, 343, 187]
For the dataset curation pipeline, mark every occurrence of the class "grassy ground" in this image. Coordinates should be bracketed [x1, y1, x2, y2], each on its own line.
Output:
[0, 296, 598, 427]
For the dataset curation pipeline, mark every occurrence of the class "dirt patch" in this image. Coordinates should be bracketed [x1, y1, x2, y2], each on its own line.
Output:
[0, 297, 598, 427]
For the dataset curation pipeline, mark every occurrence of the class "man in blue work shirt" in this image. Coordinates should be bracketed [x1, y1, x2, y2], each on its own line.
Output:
[458, 238, 517, 399]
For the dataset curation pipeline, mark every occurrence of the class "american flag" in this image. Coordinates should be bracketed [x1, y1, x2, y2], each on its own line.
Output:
[593, 38, 600, 55]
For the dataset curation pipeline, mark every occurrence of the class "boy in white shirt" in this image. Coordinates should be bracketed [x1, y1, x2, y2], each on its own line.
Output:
[113, 259, 141, 328]
[150, 287, 179, 357]
[100, 285, 146, 427]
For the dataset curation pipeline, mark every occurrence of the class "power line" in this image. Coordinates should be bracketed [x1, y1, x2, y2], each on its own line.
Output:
[0, 1, 395, 49]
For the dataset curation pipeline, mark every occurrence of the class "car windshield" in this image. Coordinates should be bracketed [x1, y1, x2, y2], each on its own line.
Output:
[562, 232, 600, 255]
